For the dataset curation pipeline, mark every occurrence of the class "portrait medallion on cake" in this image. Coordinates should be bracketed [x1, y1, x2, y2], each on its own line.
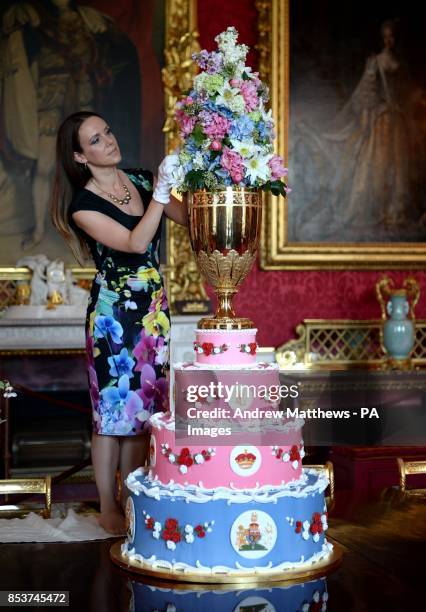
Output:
[125, 496, 135, 543]
[230, 445, 262, 477]
[149, 434, 157, 468]
[230, 510, 277, 559]
[233, 596, 276, 612]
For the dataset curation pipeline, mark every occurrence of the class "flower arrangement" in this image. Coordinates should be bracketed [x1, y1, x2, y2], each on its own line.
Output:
[173, 27, 289, 196]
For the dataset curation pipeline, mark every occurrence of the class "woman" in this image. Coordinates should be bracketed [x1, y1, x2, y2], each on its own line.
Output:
[51, 111, 186, 534]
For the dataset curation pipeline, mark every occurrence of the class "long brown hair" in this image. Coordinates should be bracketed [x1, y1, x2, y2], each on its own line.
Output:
[50, 111, 103, 264]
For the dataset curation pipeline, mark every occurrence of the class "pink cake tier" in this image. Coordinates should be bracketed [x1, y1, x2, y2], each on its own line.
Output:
[149, 412, 305, 489]
[194, 328, 258, 366]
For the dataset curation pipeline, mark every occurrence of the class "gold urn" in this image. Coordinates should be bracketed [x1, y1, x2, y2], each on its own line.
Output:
[188, 187, 262, 330]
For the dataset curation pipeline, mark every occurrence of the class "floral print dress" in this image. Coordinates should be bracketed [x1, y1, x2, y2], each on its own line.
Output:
[69, 169, 170, 435]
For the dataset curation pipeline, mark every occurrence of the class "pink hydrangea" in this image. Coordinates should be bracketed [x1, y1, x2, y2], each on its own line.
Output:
[221, 147, 244, 183]
[240, 81, 259, 112]
[176, 109, 196, 136]
[268, 155, 288, 180]
[200, 111, 230, 140]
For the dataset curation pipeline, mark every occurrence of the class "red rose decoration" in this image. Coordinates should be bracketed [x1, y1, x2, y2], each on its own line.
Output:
[201, 342, 214, 356]
[181, 448, 190, 457]
[205, 454, 211, 461]
[194, 524, 203, 532]
[171, 532, 181, 543]
[313, 512, 321, 523]
[165, 518, 178, 530]
[318, 523, 323, 534]
[185, 456, 194, 467]
[310, 523, 319, 535]
[197, 529, 206, 538]
[276, 448, 283, 459]
[248, 342, 257, 355]
[295, 521, 302, 533]
[146, 517, 154, 530]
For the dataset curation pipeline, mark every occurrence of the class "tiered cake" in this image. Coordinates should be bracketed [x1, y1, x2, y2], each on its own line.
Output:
[121, 328, 333, 579]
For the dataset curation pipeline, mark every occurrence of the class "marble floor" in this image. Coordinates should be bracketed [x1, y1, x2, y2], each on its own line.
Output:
[0, 490, 424, 611]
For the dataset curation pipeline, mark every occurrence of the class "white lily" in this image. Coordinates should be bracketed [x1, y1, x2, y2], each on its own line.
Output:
[230, 139, 259, 159]
[216, 83, 244, 113]
[243, 154, 272, 183]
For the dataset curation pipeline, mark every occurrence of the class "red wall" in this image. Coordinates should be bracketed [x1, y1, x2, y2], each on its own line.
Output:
[197, 0, 426, 347]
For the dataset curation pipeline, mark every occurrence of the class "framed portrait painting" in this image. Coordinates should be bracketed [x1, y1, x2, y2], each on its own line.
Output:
[0, 0, 167, 266]
[259, 0, 426, 269]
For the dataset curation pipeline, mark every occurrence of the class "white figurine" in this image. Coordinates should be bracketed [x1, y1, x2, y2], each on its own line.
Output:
[16, 255, 50, 305]
[65, 270, 89, 307]
[46, 259, 67, 303]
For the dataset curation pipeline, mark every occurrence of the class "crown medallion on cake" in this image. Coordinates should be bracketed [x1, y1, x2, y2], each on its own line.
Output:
[172, 27, 288, 330]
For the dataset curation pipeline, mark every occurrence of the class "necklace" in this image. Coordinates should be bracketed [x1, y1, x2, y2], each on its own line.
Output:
[93, 180, 132, 206]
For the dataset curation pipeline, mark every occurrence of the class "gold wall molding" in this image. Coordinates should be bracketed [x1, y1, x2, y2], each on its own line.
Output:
[256, 0, 426, 269]
[276, 319, 426, 369]
[162, 0, 208, 314]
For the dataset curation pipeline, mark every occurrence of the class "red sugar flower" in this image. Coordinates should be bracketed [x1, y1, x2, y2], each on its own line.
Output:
[295, 521, 302, 533]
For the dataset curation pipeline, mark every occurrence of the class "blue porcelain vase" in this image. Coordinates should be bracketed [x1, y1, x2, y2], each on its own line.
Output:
[383, 294, 414, 360]
[376, 277, 420, 365]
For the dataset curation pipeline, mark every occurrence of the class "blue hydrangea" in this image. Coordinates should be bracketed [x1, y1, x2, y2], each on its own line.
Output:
[229, 116, 254, 140]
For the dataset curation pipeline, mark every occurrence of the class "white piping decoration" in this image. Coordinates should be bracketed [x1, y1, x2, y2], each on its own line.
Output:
[121, 540, 333, 575]
[125, 469, 328, 503]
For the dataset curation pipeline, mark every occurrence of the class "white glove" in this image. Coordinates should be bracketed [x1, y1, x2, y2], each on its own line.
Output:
[153, 154, 179, 204]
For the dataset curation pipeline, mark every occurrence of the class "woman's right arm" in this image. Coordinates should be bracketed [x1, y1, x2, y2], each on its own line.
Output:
[72, 155, 178, 253]
[72, 198, 165, 254]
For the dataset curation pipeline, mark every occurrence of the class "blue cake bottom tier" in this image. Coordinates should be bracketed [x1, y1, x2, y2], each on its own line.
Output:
[123, 469, 333, 576]
[129, 577, 329, 612]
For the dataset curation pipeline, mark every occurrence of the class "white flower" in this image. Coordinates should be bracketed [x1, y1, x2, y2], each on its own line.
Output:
[168, 453, 176, 463]
[215, 83, 245, 114]
[192, 151, 205, 170]
[230, 140, 259, 159]
[155, 344, 169, 366]
[321, 604, 327, 612]
[197, 347, 203, 354]
[194, 453, 204, 464]
[313, 533, 320, 543]
[166, 604, 177, 612]
[302, 531, 310, 541]
[185, 533, 194, 544]
[179, 465, 188, 474]
[282, 452, 290, 462]
[292, 460, 299, 470]
[154, 522, 161, 532]
[323, 592, 329, 602]
[300, 448, 306, 458]
[213, 347, 221, 354]
[152, 531, 160, 539]
[322, 522, 328, 531]
[228, 94, 246, 115]
[302, 604, 310, 612]
[303, 520, 310, 531]
[313, 591, 320, 603]
[166, 540, 176, 551]
[243, 154, 273, 183]
[184, 524, 193, 534]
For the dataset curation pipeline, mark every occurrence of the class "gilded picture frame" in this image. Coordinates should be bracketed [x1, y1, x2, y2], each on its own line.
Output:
[258, 0, 426, 270]
[0, 0, 198, 313]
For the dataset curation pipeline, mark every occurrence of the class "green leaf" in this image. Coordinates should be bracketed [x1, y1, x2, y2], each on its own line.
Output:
[192, 124, 206, 146]
[263, 180, 286, 197]
[186, 169, 205, 190]
[242, 71, 251, 81]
